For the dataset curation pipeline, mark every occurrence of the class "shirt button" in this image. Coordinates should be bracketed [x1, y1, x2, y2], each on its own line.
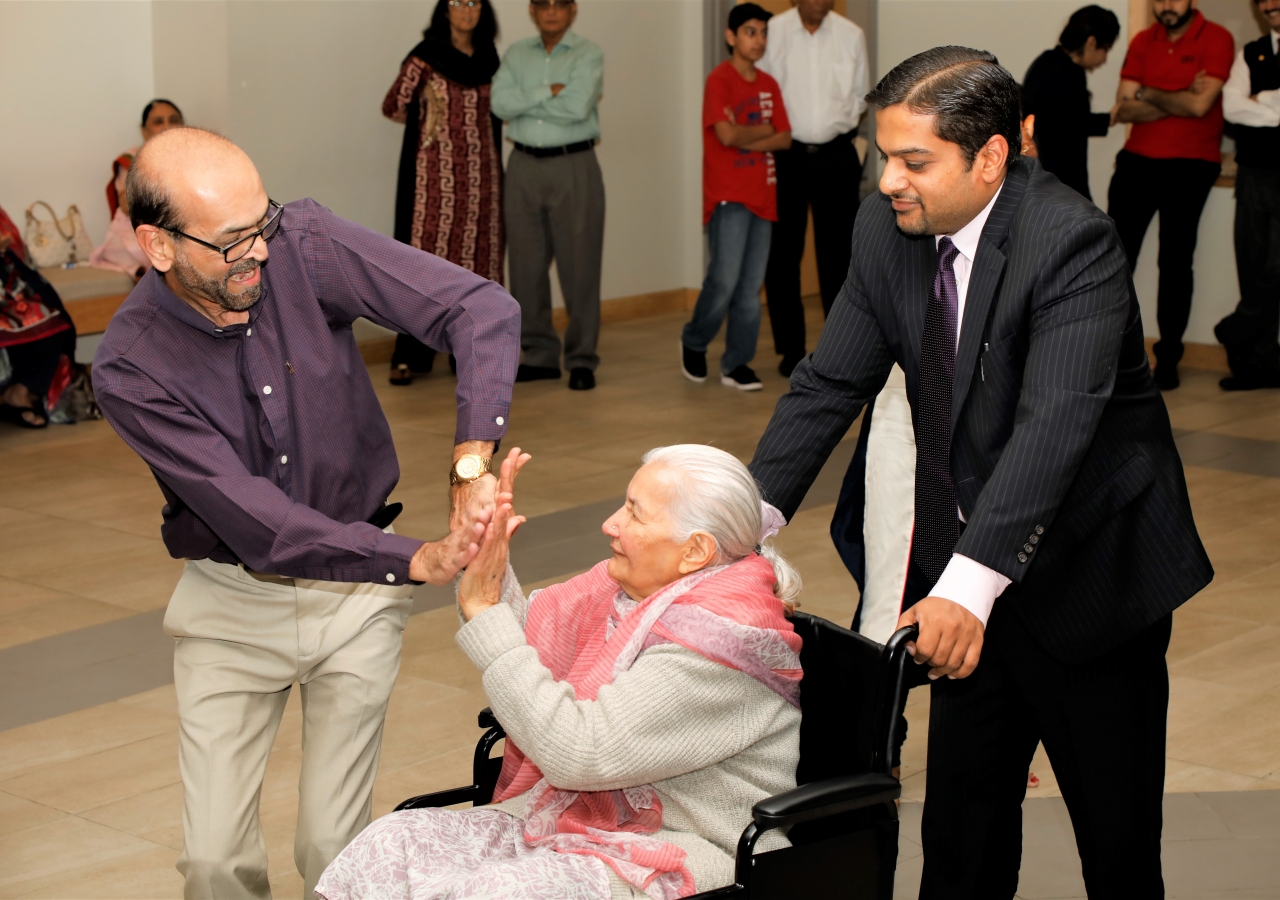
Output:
[496, 416, 505, 425]
[280, 455, 288, 464]
[263, 386, 272, 395]
[386, 573, 396, 583]
[247, 328, 252, 336]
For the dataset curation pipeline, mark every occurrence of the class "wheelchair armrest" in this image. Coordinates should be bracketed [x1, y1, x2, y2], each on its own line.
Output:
[751, 772, 900, 831]
[478, 707, 498, 729]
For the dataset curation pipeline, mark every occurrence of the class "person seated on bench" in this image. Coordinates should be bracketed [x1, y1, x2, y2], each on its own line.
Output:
[317, 444, 804, 900]
[91, 99, 185, 277]
[1, 223, 76, 429]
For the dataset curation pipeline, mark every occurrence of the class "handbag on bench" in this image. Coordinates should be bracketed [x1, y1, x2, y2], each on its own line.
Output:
[24, 202, 94, 268]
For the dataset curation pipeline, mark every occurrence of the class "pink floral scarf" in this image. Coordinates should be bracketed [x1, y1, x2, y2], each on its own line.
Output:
[492, 554, 803, 899]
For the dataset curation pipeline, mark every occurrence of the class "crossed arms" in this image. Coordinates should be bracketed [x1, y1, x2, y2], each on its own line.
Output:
[1111, 70, 1225, 124]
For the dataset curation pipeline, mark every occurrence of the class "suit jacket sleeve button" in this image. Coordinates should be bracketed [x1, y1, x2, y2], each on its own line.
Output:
[1018, 552, 1029, 563]
[1023, 543, 1034, 553]
[1035, 525, 1045, 535]
[1029, 535, 1039, 545]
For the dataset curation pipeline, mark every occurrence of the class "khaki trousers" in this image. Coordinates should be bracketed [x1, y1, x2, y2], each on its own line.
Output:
[164, 558, 413, 900]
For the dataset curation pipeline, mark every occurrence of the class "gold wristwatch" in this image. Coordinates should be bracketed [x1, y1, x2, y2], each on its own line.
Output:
[450, 454, 492, 485]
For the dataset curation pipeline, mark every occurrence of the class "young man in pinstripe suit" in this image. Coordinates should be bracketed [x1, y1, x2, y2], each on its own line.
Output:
[750, 47, 1211, 898]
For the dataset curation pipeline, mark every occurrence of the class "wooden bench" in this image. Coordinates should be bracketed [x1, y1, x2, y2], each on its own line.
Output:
[39, 265, 135, 335]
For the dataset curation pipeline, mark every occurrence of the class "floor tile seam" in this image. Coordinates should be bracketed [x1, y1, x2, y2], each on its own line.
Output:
[0, 725, 181, 790]
[1163, 755, 1267, 781]
[0, 828, 177, 894]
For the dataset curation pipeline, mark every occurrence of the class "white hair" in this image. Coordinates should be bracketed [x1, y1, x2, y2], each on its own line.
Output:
[641, 444, 802, 611]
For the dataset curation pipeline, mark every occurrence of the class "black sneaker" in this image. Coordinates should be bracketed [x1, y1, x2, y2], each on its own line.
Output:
[681, 344, 707, 383]
[568, 367, 596, 390]
[721, 365, 763, 391]
[1221, 369, 1280, 391]
[516, 364, 561, 382]
[779, 355, 803, 377]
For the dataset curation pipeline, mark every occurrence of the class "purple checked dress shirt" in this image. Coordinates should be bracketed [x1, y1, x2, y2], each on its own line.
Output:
[93, 199, 520, 585]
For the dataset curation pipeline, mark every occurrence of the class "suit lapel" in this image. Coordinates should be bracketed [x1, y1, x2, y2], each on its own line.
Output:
[951, 161, 1029, 428]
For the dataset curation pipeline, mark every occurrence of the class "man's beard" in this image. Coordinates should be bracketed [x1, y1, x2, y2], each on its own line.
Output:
[1159, 7, 1196, 29]
[891, 192, 935, 235]
[170, 252, 262, 312]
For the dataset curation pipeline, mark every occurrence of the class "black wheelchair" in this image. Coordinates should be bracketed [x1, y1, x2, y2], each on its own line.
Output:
[396, 614, 921, 899]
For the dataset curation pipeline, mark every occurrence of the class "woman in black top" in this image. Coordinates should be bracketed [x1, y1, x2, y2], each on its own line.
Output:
[1022, 5, 1121, 199]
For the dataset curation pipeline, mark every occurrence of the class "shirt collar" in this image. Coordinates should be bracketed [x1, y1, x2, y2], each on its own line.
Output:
[540, 30, 579, 54]
[1272, 31, 1279, 54]
[936, 180, 1005, 262]
[150, 267, 262, 338]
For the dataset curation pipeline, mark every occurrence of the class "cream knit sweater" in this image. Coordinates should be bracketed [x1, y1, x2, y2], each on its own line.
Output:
[454, 569, 801, 899]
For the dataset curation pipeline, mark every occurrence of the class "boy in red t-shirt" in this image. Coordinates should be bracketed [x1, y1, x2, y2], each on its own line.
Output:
[681, 3, 791, 391]
[1106, 0, 1234, 390]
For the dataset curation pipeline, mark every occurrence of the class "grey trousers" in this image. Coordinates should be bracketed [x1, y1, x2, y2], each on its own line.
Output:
[504, 147, 606, 371]
[165, 557, 412, 900]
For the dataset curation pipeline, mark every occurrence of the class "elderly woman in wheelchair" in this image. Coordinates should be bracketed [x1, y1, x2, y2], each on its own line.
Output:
[317, 444, 805, 900]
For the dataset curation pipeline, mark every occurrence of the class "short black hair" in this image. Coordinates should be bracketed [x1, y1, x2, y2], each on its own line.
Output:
[141, 99, 182, 127]
[423, 0, 499, 49]
[125, 162, 185, 233]
[1059, 5, 1121, 53]
[866, 46, 1022, 168]
[728, 3, 771, 33]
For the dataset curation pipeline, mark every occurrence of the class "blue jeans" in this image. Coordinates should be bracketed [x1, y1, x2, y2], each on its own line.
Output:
[682, 202, 771, 374]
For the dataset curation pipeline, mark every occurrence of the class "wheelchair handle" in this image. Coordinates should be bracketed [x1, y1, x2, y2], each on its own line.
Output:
[874, 624, 920, 775]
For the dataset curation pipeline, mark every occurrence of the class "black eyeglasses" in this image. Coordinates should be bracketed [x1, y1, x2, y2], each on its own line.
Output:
[531, 0, 575, 8]
[167, 200, 283, 264]
[448, 1, 479, 6]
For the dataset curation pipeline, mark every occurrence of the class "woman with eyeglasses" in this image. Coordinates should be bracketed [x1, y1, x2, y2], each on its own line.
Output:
[383, 0, 504, 386]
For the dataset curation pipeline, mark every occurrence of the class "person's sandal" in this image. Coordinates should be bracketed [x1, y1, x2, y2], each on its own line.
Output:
[389, 364, 413, 386]
[0, 401, 48, 429]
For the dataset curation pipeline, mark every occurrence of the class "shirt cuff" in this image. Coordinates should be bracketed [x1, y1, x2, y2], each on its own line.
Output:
[929, 553, 1011, 627]
[456, 602, 527, 670]
[371, 531, 423, 586]
[454, 403, 511, 445]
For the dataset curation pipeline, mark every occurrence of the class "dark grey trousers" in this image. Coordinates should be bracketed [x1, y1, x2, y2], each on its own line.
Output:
[504, 147, 606, 371]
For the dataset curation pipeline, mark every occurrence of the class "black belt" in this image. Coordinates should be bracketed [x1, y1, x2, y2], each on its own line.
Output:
[367, 502, 403, 530]
[793, 132, 857, 155]
[514, 140, 595, 159]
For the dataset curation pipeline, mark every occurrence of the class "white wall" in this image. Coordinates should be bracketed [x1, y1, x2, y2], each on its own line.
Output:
[2, 0, 705, 308]
[876, 0, 1249, 345]
[0, 1, 155, 248]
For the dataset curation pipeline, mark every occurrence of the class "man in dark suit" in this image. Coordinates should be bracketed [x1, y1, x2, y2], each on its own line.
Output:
[749, 46, 1212, 898]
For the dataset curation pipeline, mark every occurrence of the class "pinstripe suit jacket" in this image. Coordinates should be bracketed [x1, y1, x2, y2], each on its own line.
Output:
[749, 158, 1212, 663]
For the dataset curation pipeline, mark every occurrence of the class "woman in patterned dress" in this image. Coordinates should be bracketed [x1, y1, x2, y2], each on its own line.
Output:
[383, 0, 504, 385]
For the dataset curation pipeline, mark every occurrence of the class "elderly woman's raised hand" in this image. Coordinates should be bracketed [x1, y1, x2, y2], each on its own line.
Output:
[459, 447, 531, 621]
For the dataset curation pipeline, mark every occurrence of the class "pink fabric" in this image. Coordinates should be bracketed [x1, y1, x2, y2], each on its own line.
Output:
[88, 208, 146, 276]
[493, 555, 802, 899]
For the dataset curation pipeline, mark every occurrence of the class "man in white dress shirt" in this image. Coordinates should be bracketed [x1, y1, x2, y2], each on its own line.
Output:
[1214, 0, 1280, 390]
[758, 0, 870, 376]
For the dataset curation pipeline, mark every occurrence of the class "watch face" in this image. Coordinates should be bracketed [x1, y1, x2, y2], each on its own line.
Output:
[456, 456, 481, 480]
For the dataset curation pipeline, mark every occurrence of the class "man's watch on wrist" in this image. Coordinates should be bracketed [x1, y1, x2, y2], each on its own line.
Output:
[450, 454, 492, 485]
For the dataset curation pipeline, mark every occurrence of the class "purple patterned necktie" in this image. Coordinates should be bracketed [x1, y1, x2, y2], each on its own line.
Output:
[913, 236, 962, 587]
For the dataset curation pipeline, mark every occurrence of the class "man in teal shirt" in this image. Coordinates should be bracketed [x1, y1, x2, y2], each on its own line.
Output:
[492, 0, 605, 391]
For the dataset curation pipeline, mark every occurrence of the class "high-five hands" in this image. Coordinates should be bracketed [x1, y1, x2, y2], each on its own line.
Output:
[458, 448, 531, 621]
[895, 595, 984, 681]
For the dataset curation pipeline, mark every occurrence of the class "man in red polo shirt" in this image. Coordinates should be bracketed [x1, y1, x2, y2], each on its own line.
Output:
[1108, 0, 1234, 389]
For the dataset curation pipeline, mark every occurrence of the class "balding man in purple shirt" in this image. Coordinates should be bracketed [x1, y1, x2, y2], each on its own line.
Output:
[93, 128, 519, 899]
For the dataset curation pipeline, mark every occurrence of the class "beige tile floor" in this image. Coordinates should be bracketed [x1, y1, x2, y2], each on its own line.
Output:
[2, 304, 1279, 897]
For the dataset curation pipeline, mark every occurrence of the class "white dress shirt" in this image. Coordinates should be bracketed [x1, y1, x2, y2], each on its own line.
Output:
[1223, 32, 1280, 128]
[758, 8, 869, 145]
[763, 181, 1012, 628]
[928, 183, 1012, 627]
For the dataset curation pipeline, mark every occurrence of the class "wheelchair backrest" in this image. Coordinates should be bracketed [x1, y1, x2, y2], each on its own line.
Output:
[790, 612, 887, 785]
